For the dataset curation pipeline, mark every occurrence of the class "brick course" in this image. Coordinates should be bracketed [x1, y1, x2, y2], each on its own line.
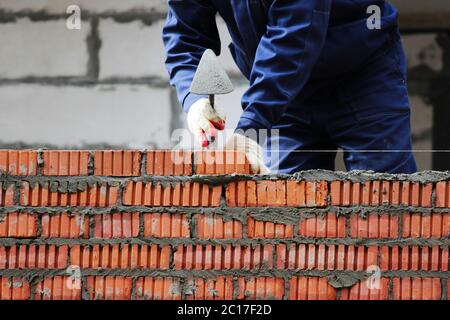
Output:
[0, 149, 448, 300]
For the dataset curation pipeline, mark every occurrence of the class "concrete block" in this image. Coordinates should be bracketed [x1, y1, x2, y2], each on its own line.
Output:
[99, 19, 168, 79]
[390, 0, 450, 13]
[410, 95, 433, 171]
[0, 84, 173, 148]
[99, 16, 244, 80]
[0, 0, 167, 14]
[403, 34, 443, 72]
[0, 18, 90, 78]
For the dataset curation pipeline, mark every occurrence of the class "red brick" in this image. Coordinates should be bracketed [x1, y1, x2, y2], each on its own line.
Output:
[431, 213, 443, 237]
[21, 182, 118, 207]
[403, 212, 449, 238]
[93, 213, 139, 238]
[0, 150, 37, 176]
[185, 276, 233, 300]
[402, 211, 411, 234]
[447, 280, 450, 300]
[233, 180, 326, 207]
[94, 150, 141, 176]
[380, 245, 447, 271]
[340, 278, 389, 300]
[225, 182, 238, 207]
[0, 183, 15, 207]
[289, 277, 336, 300]
[392, 277, 441, 300]
[254, 221, 264, 238]
[135, 277, 181, 300]
[380, 181, 390, 204]
[150, 150, 164, 175]
[331, 180, 432, 207]
[331, 181, 358, 206]
[247, 217, 293, 238]
[240, 181, 255, 206]
[257, 181, 270, 206]
[286, 180, 304, 206]
[43, 151, 89, 176]
[436, 182, 450, 208]
[299, 213, 346, 238]
[399, 246, 409, 270]
[142, 213, 189, 238]
[123, 181, 220, 207]
[41, 213, 89, 238]
[196, 151, 211, 175]
[442, 247, 449, 272]
[33, 276, 80, 300]
[305, 181, 325, 207]
[356, 247, 368, 271]
[430, 246, 441, 271]
[349, 213, 398, 238]
[265, 221, 275, 238]
[282, 244, 379, 271]
[194, 151, 250, 175]
[189, 183, 199, 207]
[0, 245, 67, 269]
[69, 244, 170, 269]
[0, 212, 37, 238]
[85, 276, 132, 300]
[174, 244, 272, 270]
[0, 277, 31, 300]
[196, 213, 242, 239]
[160, 213, 171, 238]
[275, 180, 287, 206]
[231, 181, 244, 207]
[236, 277, 284, 300]
[443, 213, 450, 237]
[186, 277, 202, 300]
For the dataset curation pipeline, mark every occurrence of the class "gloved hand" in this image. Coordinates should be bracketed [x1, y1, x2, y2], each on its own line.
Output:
[225, 133, 271, 174]
[187, 98, 226, 147]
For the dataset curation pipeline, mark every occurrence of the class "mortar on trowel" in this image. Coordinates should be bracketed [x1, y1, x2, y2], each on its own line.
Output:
[190, 49, 234, 147]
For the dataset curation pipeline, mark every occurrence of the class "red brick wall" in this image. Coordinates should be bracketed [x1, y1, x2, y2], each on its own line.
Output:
[0, 149, 448, 300]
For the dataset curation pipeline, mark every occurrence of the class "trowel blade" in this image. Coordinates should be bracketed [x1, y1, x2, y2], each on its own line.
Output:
[190, 49, 234, 95]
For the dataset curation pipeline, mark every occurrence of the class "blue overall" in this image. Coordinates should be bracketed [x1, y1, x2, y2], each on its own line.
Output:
[163, 0, 417, 174]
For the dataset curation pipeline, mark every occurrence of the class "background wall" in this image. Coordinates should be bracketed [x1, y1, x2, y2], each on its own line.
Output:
[0, 0, 449, 171]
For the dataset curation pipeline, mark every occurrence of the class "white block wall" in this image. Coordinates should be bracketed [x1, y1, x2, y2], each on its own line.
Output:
[98, 19, 168, 79]
[0, 0, 167, 13]
[0, 19, 90, 78]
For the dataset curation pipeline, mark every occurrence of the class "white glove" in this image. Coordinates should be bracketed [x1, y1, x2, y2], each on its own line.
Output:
[187, 98, 226, 148]
[225, 133, 271, 174]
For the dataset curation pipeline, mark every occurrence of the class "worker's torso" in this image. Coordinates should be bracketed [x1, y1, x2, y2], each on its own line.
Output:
[212, 0, 400, 79]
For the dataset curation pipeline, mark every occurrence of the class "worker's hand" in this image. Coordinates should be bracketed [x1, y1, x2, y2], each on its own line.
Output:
[225, 133, 271, 174]
[187, 98, 226, 147]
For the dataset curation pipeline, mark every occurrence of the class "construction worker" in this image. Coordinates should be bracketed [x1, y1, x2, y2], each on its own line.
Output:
[163, 0, 417, 174]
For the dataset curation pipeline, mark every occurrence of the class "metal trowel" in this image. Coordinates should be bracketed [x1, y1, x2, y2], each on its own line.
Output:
[190, 49, 234, 146]
[190, 49, 234, 107]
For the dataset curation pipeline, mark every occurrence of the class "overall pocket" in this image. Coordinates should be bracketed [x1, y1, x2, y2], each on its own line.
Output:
[344, 36, 411, 122]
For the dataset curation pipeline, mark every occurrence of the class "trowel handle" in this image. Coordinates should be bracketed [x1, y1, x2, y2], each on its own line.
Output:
[209, 94, 215, 109]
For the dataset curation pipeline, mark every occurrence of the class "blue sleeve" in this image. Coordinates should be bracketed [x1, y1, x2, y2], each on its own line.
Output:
[162, 0, 221, 112]
[236, 0, 332, 133]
